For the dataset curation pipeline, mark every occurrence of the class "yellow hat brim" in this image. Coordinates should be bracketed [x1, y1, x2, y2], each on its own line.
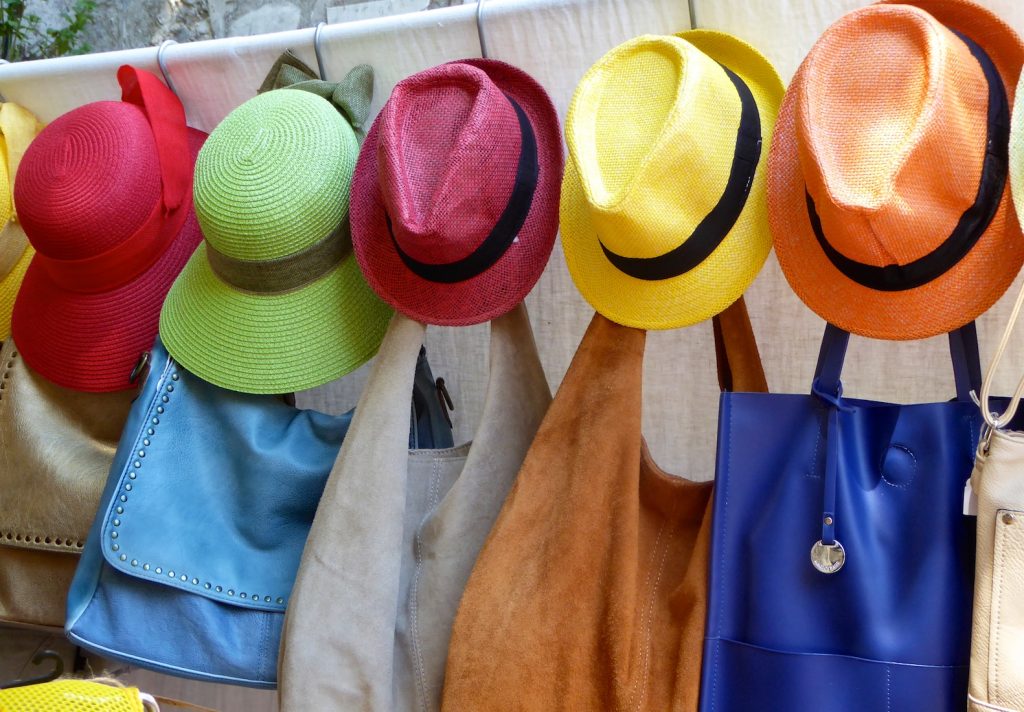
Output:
[560, 30, 784, 330]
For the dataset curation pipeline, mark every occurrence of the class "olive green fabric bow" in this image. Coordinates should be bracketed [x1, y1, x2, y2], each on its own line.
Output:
[258, 50, 374, 140]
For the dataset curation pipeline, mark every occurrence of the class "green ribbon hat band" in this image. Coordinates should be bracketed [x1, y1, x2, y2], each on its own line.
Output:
[206, 213, 353, 295]
[203, 51, 371, 297]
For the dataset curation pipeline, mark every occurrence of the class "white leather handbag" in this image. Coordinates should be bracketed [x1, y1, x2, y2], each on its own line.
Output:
[971, 279, 1024, 712]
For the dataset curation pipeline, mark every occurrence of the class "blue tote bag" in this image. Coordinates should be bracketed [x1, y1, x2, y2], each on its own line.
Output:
[701, 323, 990, 711]
[65, 338, 453, 688]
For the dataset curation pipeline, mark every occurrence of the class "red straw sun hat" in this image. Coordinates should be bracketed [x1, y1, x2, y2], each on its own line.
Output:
[351, 59, 563, 326]
[12, 66, 206, 392]
[769, 0, 1024, 340]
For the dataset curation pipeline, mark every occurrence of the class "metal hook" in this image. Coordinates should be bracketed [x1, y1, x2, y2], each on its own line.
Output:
[313, 21, 328, 81]
[0, 650, 65, 689]
[156, 39, 181, 98]
[476, 0, 489, 59]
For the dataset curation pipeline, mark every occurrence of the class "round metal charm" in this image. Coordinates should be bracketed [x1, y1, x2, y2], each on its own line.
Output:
[810, 539, 846, 574]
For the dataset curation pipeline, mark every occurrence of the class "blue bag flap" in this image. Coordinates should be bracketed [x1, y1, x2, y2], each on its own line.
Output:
[98, 340, 351, 613]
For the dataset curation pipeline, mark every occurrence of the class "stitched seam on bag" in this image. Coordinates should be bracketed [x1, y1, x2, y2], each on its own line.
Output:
[990, 515, 1009, 701]
[622, 512, 663, 712]
[633, 513, 679, 712]
[410, 457, 442, 712]
[805, 408, 823, 480]
[886, 666, 891, 712]
[626, 514, 667, 708]
[879, 444, 916, 490]
[712, 397, 735, 710]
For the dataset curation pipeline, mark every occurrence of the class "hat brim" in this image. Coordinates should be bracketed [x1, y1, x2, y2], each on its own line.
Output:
[770, 0, 1024, 341]
[159, 245, 392, 395]
[0, 243, 31, 341]
[352, 59, 562, 327]
[560, 31, 784, 330]
[10, 127, 208, 392]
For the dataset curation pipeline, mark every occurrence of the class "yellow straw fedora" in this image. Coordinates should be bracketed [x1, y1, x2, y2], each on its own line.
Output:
[0, 103, 42, 340]
[560, 30, 783, 329]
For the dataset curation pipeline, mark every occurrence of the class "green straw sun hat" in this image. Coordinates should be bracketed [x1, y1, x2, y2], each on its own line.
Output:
[159, 56, 392, 394]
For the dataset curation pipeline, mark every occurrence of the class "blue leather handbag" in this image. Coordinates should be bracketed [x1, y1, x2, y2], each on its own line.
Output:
[701, 323, 995, 712]
[65, 338, 453, 688]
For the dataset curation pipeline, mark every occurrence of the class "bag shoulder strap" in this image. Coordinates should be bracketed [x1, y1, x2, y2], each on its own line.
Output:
[981, 277, 1024, 428]
[713, 296, 768, 394]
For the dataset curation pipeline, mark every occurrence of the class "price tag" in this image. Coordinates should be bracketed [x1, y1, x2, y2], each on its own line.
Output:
[963, 480, 978, 516]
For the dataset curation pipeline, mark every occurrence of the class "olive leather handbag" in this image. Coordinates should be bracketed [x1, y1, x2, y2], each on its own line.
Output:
[0, 338, 135, 629]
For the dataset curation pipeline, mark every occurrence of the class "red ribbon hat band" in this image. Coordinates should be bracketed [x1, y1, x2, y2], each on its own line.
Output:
[36, 67, 191, 295]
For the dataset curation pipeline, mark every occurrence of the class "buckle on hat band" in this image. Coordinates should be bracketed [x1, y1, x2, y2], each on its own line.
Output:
[806, 29, 1009, 293]
[37, 198, 185, 294]
[385, 92, 539, 284]
[598, 62, 762, 282]
[206, 213, 353, 295]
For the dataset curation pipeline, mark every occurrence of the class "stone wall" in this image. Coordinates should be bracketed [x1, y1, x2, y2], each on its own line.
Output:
[29, 0, 464, 55]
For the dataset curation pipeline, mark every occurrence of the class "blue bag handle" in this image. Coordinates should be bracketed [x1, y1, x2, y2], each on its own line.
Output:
[813, 322, 982, 402]
[805, 322, 981, 574]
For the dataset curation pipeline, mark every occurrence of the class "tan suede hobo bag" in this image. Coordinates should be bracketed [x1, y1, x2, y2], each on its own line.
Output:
[442, 297, 766, 711]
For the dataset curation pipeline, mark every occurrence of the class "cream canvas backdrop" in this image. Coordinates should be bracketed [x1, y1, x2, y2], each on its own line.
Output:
[3, 0, 1024, 708]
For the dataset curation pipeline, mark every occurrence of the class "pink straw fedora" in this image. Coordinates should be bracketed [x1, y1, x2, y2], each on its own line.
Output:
[351, 59, 563, 326]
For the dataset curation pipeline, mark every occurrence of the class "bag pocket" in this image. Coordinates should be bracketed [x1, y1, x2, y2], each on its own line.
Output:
[988, 509, 1024, 707]
[702, 638, 968, 712]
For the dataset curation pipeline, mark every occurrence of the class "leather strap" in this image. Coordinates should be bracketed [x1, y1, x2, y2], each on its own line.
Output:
[712, 295, 767, 393]
[949, 321, 983, 403]
[808, 319, 981, 559]
[813, 322, 980, 402]
[980, 265, 1024, 428]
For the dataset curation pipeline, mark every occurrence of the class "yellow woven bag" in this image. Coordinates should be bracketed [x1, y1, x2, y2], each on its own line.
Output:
[0, 679, 152, 712]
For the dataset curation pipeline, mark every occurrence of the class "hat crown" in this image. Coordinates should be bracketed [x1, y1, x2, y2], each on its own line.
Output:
[797, 5, 993, 267]
[194, 89, 357, 263]
[566, 35, 747, 259]
[376, 63, 524, 265]
[15, 102, 162, 261]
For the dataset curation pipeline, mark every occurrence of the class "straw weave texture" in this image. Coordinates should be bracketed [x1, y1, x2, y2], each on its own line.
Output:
[560, 31, 783, 330]
[161, 88, 392, 394]
[352, 59, 563, 327]
[10, 126, 207, 392]
[769, 2, 1024, 340]
[0, 680, 146, 712]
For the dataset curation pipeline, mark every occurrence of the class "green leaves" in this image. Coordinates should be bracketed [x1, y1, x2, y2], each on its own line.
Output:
[0, 0, 96, 61]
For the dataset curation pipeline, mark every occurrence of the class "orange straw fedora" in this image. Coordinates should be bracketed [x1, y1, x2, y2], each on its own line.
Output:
[770, 0, 1024, 340]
